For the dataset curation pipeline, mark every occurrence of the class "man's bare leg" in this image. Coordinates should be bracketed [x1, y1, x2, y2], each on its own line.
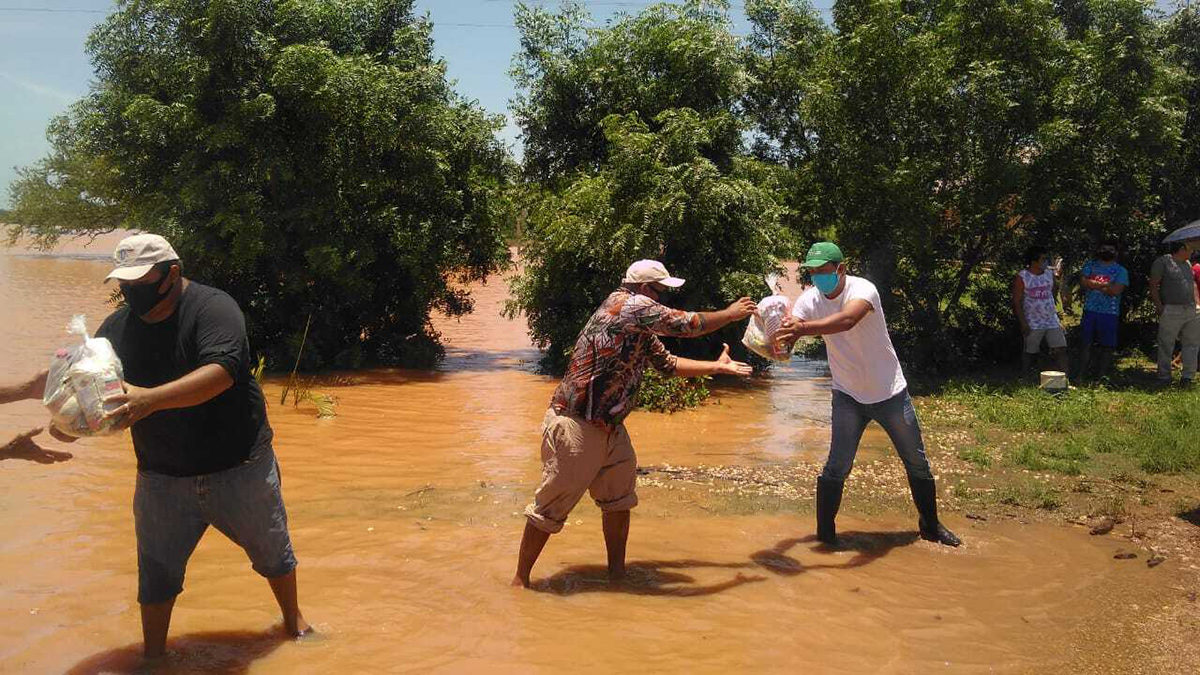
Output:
[512, 522, 551, 588]
[602, 510, 630, 582]
[140, 598, 176, 659]
[267, 569, 311, 636]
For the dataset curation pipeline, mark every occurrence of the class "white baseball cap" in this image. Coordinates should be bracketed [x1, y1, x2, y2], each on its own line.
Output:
[623, 259, 685, 288]
[105, 234, 181, 282]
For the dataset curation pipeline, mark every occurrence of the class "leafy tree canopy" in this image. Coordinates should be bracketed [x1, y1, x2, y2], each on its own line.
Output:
[8, 0, 513, 369]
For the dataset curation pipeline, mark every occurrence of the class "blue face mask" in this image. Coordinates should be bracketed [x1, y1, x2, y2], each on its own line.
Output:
[812, 271, 840, 295]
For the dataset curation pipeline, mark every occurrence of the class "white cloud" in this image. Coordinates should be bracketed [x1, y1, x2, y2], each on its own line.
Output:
[0, 70, 77, 104]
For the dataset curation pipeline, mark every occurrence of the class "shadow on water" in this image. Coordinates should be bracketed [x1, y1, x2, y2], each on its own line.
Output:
[534, 559, 766, 597]
[65, 628, 290, 675]
[535, 530, 919, 596]
[750, 531, 920, 577]
[0, 428, 73, 464]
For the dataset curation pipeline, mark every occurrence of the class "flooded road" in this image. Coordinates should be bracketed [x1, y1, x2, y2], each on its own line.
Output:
[0, 239, 1181, 673]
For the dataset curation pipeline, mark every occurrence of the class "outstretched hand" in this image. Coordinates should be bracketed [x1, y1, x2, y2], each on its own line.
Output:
[104, 382, 158, 431]
[726, 297, 758, 321]
[775, 316, 805, 344]
[716, 343, 753, 376]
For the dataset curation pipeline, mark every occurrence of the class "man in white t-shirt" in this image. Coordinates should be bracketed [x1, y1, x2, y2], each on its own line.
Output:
[776, 242, 961, 547]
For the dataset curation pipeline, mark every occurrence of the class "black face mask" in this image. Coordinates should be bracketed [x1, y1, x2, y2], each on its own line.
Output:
[121, 273, 174, 317]
[1098, 251, 1116, 262]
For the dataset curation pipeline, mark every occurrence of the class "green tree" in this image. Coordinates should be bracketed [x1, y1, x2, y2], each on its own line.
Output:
[507, 1, 797, 372]
[771, 0, 1182, 368]
[511, 0, 746, 183]
[1160, 5, 1200, 230]
[1028, 0, 1186, 322]
[7, 0, 512, 369]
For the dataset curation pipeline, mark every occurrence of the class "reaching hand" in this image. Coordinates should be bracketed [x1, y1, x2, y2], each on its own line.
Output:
[104, 382, 158, 430]
[715, 343, 753, 376]
[775, 316, 805, 344]
[726, 297, 758, 321]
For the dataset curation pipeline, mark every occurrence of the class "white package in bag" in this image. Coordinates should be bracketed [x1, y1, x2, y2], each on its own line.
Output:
[43, 315, 126, 437]
[742, 294, 792, 361]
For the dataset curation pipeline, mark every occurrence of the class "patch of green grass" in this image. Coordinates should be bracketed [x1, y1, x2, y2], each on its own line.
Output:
[995, 480, 1065, 510]
[1007, 441, 1085, 475]
[942, 384, 1200, 476]
[957, 445, 992, 468]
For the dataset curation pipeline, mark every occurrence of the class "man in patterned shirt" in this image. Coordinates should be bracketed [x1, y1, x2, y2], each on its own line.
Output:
[512, 260, 757, 587]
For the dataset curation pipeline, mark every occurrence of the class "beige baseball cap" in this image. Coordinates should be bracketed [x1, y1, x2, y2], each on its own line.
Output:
[623, 259, 685, 288]
[105, 234, 180, 282]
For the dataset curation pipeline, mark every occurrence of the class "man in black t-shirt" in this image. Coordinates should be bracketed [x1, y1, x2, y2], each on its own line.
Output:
[60, 234, 310, 658]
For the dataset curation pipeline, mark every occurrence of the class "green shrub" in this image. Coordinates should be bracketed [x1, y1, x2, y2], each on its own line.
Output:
[635, 369, 711, 413]
[957, 446, 992, 468]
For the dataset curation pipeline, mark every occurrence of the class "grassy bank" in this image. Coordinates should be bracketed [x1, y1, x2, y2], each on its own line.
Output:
[635, 354, 1200, 536]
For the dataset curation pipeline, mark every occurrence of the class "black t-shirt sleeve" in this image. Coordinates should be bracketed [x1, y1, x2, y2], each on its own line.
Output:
[193, 292, 248, 380]
[95, 310, 120, 341]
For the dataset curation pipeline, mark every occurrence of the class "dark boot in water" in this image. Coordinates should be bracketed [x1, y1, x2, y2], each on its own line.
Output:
[815, 476, 844, 546]
[907, 476, 962, 547]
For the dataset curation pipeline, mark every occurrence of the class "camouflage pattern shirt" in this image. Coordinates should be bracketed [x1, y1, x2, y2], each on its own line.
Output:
[550, 288, 705, 426]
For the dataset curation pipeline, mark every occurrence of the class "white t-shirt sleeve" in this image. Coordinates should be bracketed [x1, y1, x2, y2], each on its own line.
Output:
[790, 291, 814, 320]
[844, 278, 880, 313]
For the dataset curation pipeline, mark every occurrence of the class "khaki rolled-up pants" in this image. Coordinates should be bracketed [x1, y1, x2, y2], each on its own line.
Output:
[524, 408, 639, 534]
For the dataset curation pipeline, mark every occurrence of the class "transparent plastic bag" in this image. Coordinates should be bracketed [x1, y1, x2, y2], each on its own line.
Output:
[43, 315, 126, 437]
[742, 294, 792, 361]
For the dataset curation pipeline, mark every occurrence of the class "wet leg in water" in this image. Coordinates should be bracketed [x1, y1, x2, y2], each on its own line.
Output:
[268, 570, 311, 636]
[603, 510, 629, 581]
[512, 522, 551, 587]
[140, 599, 175, 659]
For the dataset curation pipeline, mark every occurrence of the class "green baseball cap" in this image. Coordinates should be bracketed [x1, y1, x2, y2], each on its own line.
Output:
[801, 242, 844, 268]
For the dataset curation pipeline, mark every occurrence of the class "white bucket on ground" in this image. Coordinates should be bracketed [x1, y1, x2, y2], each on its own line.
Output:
[1040, 370, 1068, 392]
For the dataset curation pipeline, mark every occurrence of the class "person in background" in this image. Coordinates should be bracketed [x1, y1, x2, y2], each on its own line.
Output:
[1012, 246, 1067, 375]
[512, 260, 757, 588]
[73, 234, 310, 659]
[1076, 240, 1128, 381]
[1149, 241, 1200, 386]
[775, 242, 961, 549]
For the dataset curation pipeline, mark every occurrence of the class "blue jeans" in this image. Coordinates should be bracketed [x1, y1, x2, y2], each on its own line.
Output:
[134, 444, 297, 604]
[822, 389, 933, 482]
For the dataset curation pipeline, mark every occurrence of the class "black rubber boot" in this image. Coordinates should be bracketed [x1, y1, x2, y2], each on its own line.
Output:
[907, 475, 962, 547]
[815, 476, 844, 546]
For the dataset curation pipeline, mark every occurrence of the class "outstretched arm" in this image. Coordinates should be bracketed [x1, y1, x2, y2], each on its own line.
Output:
[775, 299, 873, 350]
[633, 296, 758, 339]
[0, 370, 48, 405]
[673, 344, 753, 378]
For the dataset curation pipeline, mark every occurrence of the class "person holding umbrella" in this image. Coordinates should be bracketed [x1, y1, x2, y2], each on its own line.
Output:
[1150, 224, 1200, 385]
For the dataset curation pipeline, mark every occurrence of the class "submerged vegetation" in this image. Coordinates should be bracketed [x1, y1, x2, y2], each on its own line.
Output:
[635, 369, 712, 412]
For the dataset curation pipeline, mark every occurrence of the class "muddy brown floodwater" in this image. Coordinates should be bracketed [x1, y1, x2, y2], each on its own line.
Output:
[0, 239, 1186, 673]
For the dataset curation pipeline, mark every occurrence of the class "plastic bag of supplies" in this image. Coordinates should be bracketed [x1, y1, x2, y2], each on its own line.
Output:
[741, 294, 792, 361]
[43, 315, 126, 437]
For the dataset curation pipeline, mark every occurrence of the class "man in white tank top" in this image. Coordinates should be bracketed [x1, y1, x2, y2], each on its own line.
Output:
[1012, 246, 1067, 374]
[776, 242, 961, 548]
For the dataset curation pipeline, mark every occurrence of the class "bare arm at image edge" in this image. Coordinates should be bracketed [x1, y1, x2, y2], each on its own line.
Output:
[0, 370, 48, 405]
